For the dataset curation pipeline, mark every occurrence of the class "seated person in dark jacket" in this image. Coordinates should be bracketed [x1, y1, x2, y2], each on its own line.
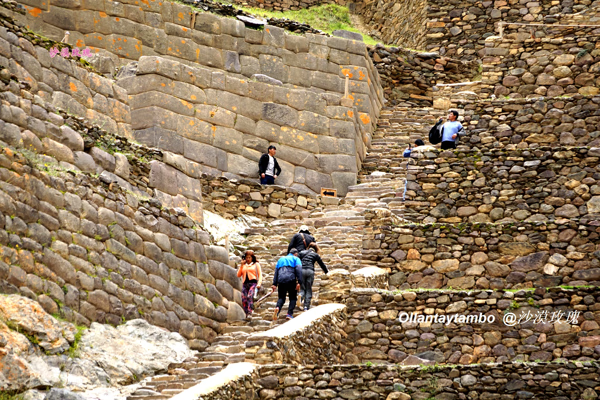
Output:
[287, 225, 315, 254]
[271, 248, 303, 320]
[258, 145, 281, 185]
[298, 242, 328, 311]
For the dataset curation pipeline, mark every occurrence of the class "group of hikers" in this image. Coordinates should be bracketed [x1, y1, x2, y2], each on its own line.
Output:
[237, 110, 465, 321]
[258, 110, 465, 185]
[236, 225, 328, 320]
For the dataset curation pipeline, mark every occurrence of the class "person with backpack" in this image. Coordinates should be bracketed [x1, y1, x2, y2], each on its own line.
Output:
[272, 248, 303, 320]
[237, 250, 262, 320]
[287, 225, 315, 253]
[429, 110, 465, 149]
[298, 242, 328, 311]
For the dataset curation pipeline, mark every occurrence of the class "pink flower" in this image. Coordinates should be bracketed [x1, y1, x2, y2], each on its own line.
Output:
[60, 47, 70, 58]
[71, 47, 81, 57]
[81, 48, 92, 57]
[49, 47, 59, 58]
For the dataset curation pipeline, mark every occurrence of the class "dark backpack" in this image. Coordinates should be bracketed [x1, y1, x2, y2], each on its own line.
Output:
[429, 121, 443, 145]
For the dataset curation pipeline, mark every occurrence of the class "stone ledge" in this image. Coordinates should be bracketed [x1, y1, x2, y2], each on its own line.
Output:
[170, 362, 256, 400]
[248, 303, 345, 340]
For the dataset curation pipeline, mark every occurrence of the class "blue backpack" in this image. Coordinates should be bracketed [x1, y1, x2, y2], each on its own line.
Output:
[403, 147, 412, 158]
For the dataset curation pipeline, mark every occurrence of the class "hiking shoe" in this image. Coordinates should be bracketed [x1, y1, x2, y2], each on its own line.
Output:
[286, 314, 293, 320]
[303, 307, 308, 311]
[272, 307, 279, 321]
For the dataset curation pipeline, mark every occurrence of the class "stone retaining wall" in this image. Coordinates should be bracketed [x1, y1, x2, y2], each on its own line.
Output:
[457, 96, 600, 149]
[248, 362, 600, 400]
[404, 147, 600, 223]
[425, 0, 589, 60]
[244, 304, 348, 364]
[483, 26, 600, 99]
[8, 0, 384, 195]
[371, 46, 479, 106]
[181, 361, 600, 399]
[10, 0, 383, 117]
[350, 0, 427, 49]
[119, 55, 371, 196]
[199, 176, 336, 220]
[0, 10, 130, 136]
[344, 287, 600, 366]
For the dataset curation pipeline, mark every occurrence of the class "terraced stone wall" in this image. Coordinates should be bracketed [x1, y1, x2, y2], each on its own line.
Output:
[0, 11, 130, 136]
[425, 0, 589, 60]
[370, 46, 479, 106]
[404, 147, 600, 223]
[0, 145, 244, 349]
[199, 176, 332, 220]
[483, 26, 600, 99]
[9, 0, 384, 195]
[226, 362, 600, 399]
[363, 221, 600, 290]
[350, 0, 427, 49]
[344, 288, 600, 365]
[244, 305, 348, 364]
[0, 21, 249, 348]
[119, 55, 370, 196]
[457, 96, 600, 148]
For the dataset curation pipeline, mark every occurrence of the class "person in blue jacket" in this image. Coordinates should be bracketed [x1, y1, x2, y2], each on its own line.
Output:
[271, 248, 303, 320]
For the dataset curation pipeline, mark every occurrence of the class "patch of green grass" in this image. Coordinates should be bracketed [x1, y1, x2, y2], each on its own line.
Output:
[0, 392, 25, 400]
[68, 325, 86, 358]
[229, 3, 381, 45]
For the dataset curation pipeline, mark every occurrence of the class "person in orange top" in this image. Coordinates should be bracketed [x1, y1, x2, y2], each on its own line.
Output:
[237, 250, 262, 319]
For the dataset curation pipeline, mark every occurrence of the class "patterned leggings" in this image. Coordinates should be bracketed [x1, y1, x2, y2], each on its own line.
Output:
[242, 280, 258, 315]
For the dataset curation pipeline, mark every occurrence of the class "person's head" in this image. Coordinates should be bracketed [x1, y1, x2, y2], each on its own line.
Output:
[289, 248, 299, 257]
[298, 225, 311, 234]
[244, 250, 257, 263]
[448, 110, 459, 121]
[307, 242, 319, 253]
[415, 139, 425, 147]
[268, 145, 276, 156]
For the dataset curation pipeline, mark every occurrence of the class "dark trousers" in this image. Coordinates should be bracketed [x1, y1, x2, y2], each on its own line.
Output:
[441, 141, 456, 150]
[260, 175, 275, 185]
[276, 281, 297, 317]
[299, 269, 315, 310]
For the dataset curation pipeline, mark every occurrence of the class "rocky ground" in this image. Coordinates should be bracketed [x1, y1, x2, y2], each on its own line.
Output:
[0, 295, 197, 399]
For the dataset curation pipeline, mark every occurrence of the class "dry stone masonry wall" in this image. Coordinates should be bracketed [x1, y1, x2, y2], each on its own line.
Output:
[364, 220, 600, 290]
[404, 147, 600, 223]
[483, 25, 600, 100]
[344, 287, 600, 365]
[245, 304, 348, 365]
[425, 0, 590, 60]
[9, 0, 384, 195]
[456, 96, 600, 148]
[186, 362, 600, 400]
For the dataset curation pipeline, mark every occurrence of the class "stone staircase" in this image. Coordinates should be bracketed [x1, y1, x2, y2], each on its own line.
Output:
[125, 104, 448, 400]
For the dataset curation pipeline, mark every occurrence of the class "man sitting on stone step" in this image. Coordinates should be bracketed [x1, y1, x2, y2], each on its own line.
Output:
[272, 248, 303, 320]
[258, 145, 281, 185]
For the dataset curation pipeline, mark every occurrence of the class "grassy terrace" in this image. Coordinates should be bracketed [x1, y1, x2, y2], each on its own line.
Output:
[216, 2, 381, 45]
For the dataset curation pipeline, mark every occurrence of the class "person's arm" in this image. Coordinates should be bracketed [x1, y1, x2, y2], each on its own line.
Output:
[258, 154, 267, 177]
[316, 255, 328, 274]
[257, 263, 262, 287]
[272, 264, 279, 288]
[295, 260, 302, 290]
[237, 262, 245, 278]
[457, 123, 466, 137]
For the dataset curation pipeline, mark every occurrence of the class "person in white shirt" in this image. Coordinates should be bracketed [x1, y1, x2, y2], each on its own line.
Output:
[258, 145, 282, 185]
[440, 110, 465, 150]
